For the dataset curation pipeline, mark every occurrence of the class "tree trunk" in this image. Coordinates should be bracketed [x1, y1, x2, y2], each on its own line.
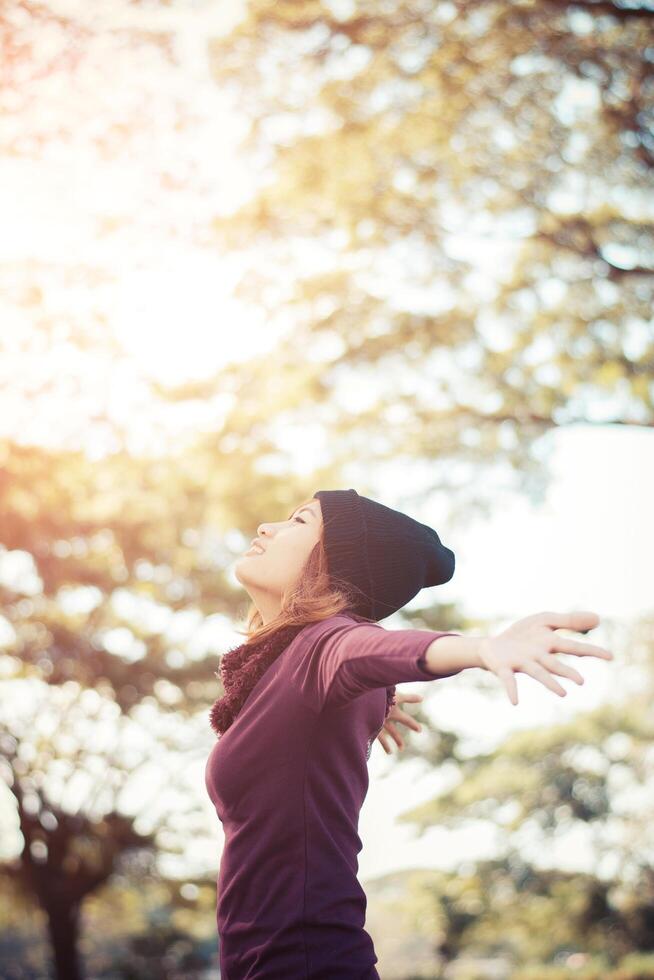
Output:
[45, 900, 82, 980]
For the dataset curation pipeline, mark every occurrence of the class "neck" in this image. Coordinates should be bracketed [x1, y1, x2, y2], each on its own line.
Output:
[248, 590, 282, 625]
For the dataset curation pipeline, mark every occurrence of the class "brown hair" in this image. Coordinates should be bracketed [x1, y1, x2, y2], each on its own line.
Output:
[235, 496, 361, 646]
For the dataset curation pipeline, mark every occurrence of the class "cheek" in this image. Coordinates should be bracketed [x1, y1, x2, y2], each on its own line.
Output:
[280, 539, 314, 574]
[268, 533, 318, 576]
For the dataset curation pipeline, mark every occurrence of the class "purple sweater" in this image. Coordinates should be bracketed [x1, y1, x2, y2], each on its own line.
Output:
[204, 612, 460, 979]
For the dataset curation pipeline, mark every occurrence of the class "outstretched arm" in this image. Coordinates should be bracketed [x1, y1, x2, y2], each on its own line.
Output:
[294, 618, 462, 712]
[422, 609, 613, 705]
[377, 610, 614, 754]
[419, 632, 485, 678]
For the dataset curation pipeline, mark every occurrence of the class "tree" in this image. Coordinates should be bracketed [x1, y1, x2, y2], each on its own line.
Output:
[199, 0, 654, 515]
[0, 437, 353, 976]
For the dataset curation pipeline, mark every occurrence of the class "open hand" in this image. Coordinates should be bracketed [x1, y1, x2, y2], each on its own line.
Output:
[376, 692, 424, 754]
[479, 610, 614, 706]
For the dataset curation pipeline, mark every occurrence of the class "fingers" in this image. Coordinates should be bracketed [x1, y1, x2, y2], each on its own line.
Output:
[377, 732, 392, 755]
[552, 637, 613, 660]
[497, 666, 518, 705]
[393, 709, 422, 732]
[384, 720, 404, 751]
[391, 692, 423, 731]
[377, 719, 414, 753]
[490, 613, 613, 708]
[520, 661, 567, 697]
[377, 698, 425, 753]
[540, 610, 601, 633]
[539, 653, 584, 685]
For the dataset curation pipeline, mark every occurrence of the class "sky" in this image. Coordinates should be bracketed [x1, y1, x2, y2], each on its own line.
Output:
[0, 0, 652, 887]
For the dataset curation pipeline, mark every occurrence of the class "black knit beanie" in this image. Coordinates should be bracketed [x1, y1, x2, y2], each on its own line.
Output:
[313, 488, 455, 623]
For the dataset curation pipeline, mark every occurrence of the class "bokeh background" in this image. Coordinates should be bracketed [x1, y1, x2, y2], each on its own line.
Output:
[1, 1, 653, 978]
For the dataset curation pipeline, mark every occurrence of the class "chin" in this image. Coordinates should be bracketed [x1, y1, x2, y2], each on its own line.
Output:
[233, 555, 257, 585]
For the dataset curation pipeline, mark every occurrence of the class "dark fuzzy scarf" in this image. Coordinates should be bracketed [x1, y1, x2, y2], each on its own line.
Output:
[209, 621, 397, 738]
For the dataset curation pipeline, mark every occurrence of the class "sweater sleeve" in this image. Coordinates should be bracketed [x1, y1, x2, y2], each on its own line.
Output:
[292, 618, 462, 713]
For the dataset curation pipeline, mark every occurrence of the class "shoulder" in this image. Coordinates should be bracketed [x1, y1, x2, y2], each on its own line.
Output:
[295, 613, 355, 645]
[289, 613, 384, 659]
[300, 611, 382, 639]
[282, 614, 370, 656]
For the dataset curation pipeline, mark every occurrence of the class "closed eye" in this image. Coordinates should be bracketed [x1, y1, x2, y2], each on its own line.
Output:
[293, 516, 306, 524]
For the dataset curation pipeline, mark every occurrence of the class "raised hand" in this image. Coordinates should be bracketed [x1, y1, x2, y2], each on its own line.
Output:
[376, 691, 424, 755]
[478, 610, 614, 706]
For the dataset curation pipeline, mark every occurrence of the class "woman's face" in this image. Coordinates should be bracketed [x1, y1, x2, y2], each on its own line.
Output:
[234, 498, 324, 623]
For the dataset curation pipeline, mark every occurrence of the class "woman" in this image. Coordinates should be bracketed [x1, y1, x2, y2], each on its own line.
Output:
[204, 488, 613, 979]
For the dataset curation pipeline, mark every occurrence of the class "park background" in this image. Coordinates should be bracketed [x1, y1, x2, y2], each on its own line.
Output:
[0, 1, 653, 978]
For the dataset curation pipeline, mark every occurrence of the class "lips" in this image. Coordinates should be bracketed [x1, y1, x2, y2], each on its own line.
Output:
[248, 538, 265, 554]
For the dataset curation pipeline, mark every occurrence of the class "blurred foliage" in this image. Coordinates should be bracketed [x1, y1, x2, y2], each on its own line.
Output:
[365, 859, 654, 977]
[201, 0, 654, 504]
[0, 0, 651, 523]
[0, 872, 219, 979]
